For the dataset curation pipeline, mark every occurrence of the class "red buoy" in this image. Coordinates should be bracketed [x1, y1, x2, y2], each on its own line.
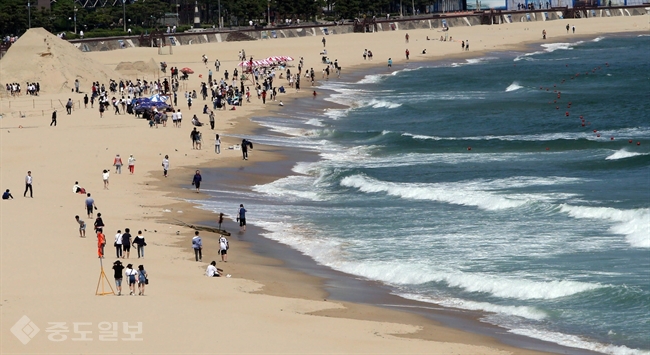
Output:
[610, 137, 615, 140]
[597, 134, 601, 137]
[629, 140, 633, 143]
[545, 147, 550, 150]
[467, 147, 472, 151]
[581, 123, 585, 126]
[593, 130, 598, 133]
[637, 142, 641, 145]
[566, 112, 570, 116]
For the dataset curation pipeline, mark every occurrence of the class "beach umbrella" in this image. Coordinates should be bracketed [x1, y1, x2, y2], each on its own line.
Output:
[283, 56, 294, 61]
[180, 67, 194, 74]
[238, 61, 249, 67]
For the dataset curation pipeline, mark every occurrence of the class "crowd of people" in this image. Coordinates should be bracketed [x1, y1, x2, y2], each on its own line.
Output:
[5, 82, 41, 96]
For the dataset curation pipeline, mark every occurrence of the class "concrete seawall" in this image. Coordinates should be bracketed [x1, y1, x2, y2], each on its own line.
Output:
[66, 6, 649, 53]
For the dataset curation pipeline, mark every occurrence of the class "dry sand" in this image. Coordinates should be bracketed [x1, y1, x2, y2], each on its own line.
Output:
[1, 17, 647, 354]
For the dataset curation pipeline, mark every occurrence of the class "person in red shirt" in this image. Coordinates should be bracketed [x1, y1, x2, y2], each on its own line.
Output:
[405, 49, 410, 60]
[97, 230, 106, 258]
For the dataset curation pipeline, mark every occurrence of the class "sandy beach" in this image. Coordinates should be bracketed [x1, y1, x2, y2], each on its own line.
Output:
[1, 15, 647, 354]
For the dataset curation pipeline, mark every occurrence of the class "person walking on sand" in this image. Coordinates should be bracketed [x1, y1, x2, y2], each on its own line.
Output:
[177, 109, 183, 128]
[192, 170, 202, 192]
[405, 33, 409, 43]
[566, 23, 570, 33]
[238, 204, 247, 232]
[125, 263, 137, 295]
[137, 265, 148, 295]
[162, 155, 170, 177]
[50, 109, 57, 126]
[387, 58, 392, 67]
[114, 230, 123, 258]
[465, 40, 469, 51]
[405, 49, 410, 60]
[215, 134, 221, 154]
[23, 171, 33, 198]
[209, 110, 215, 130]
[75, 215, 86, 237]
[241, 139, 253, 160]
[133, 231, 146, 258]
[190, 127, 199, 149]
[102, 169, 110, 189]
[112, 260, 124, 296]
[94, 212, 105, 233]
[113, 154, 123, 174]
[192, 231, 203, 262]
[128, 155, 136, 174]
[85, 193, 96, 218]
[219, 235, 229, 262]
[322, 36, 326, 47]
[84, 94, 89, 108]
[97, 229, 106, 258]
[122, 228, 132, 259]
[542, 29, 547, 40]
[66, 98, 73, 114]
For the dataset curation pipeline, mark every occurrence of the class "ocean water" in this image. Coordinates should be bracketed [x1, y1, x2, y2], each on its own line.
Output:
[197, 35, 650, 354]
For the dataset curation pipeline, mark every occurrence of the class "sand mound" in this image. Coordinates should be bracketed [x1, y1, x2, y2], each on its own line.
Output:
[115, 58, 158, 74]
[0, 28, 121, 94]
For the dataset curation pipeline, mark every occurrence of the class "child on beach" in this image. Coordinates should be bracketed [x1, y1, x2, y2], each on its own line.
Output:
[75, 215, 86, 237]
[162, 155, 170, 177]
[215, 134, 221, 154]
[102, 169, 110, 189]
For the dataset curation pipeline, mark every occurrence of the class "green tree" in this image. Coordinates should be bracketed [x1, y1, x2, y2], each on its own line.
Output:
[0, 0, 29, 35]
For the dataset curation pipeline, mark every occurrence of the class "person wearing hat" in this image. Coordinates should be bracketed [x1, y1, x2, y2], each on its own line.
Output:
[112, 260, 125, 296]
[128, 155, 136, 174]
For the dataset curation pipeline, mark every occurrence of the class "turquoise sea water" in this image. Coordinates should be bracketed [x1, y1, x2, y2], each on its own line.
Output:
[198, 35, 650, 354]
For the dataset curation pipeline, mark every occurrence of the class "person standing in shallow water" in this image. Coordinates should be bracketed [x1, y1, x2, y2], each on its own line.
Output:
[192, 170, 202, 193]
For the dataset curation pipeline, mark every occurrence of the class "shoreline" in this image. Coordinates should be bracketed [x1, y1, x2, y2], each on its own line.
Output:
[1, 19, 646, 354]
[173, 30, 648, 353]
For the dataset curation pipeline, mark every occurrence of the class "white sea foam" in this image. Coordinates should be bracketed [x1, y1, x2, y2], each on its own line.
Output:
[605, 149, 646, 160]
[341, 174, 528, 210]
[505, 82, 523, 92]
[305, 118, 324, 127]
[398, 293, 547, 320]
[368, 99, 402, 109]
[451, 57, 497, 67]
[338, 261, 601, 300]
[509, 328, 650, 355]
[514, 41, 582, 61]
[560, 204, 650, 248]
[323, 108, 351, 120]
[252, 175, 326, 201]
[592, 36, 605, 42]
[357, 74, 386, 84]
